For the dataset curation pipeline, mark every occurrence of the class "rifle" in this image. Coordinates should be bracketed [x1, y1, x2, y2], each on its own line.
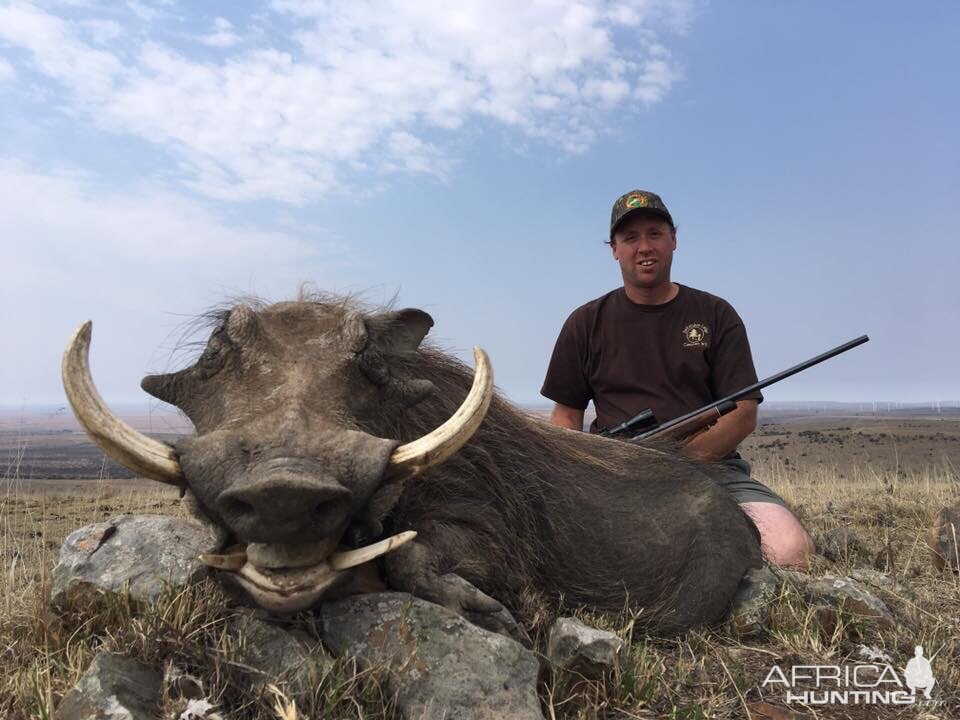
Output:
[599, 335, 869, 443]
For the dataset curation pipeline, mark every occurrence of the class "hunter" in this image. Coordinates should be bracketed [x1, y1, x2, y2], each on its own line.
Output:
[541, 189, 815, 569]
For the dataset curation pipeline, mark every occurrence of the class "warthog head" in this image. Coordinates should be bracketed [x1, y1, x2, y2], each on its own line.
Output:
[62, 299, 493, 612]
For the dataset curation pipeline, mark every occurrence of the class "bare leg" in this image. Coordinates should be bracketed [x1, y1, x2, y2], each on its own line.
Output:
[741, 501, 815, 569]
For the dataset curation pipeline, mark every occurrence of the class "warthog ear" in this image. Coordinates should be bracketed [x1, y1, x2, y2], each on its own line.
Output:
[358, 310, 435, 404]
[364, 309, 434, 355]
[141, 372, 181, 405]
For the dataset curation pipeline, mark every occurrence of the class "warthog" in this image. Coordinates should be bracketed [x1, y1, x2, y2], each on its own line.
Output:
[63, 294, 763, 635]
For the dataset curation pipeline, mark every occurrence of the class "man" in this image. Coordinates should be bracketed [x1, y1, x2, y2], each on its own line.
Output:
[541, 189, 815, 569]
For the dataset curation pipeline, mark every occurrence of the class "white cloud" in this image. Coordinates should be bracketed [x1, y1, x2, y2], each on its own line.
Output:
[198, 17, 241, 48]
[125, 0, 178, 24]
[0, 161, 333, 274]
[0, 58, 15, 82]
[0, 161, 353, 404]
[0, 3, 124, 96]
[79, 18, 124, 44]
[0, 0, 693, 203]
[382, 131, 452, 179]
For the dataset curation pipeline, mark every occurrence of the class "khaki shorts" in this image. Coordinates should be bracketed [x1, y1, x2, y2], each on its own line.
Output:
[714, 457, 787, 508]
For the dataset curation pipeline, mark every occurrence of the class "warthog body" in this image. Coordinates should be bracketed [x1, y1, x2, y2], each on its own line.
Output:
[68, 295, 763, 635]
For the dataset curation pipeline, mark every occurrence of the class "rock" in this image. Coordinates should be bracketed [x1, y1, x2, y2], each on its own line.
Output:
[815, 527, 871, 564]
[230, 611, 331, 697]
[54, 652, 161, 720]
[51, 515, 218, 610]
[546, 617, 623, 678]
[928, 505, 960, 573]
[774, 568, 812, 589]
[803, 575, 895, 629]
[848, 568, 899, 590]
[177, 699, 222, 719]
[320, 592, 543, 720]
[729, 566, 781, 636]
[856, 644, 894, 663]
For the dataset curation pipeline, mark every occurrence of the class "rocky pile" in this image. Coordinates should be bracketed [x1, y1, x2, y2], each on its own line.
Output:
[49, 513, 918, 719]
[49, 514, 545, 720]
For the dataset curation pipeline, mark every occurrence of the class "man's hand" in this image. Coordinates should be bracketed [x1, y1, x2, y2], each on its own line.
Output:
[681, 399, 758, 461]
[550, 403, 585, 431]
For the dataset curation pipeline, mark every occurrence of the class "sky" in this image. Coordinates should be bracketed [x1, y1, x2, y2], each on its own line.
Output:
[1, 0, 958, 410]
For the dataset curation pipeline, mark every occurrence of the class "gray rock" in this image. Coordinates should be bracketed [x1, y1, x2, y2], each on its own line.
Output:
[320, 592, 543, 720]
[54, 652, 161, 720]
[815, 527, 871, 564]
[546, 617, 623, 678]
[51, 514, 218, 610]
[848, 568, 900, 590]
[230, 611, 332, 697]
[729, 566, 782, 635]
[803, 574, 895, 629]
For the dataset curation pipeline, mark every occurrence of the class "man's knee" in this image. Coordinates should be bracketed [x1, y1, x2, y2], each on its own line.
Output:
[741, 501, 815, 569]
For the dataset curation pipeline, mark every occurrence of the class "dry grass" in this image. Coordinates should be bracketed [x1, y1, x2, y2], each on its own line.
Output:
[2, 455, 958, 719]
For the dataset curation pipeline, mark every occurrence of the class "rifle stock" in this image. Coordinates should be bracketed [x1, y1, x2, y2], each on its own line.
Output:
[636, 400, 738, 442]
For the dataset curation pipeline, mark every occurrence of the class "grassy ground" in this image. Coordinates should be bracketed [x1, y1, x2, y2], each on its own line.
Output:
[1, 456, 958, 719]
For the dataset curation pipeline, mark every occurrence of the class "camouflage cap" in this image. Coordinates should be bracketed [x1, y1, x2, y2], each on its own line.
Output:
[609, 190, 674, 238]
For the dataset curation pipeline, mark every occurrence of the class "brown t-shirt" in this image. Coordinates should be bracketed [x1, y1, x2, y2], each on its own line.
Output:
[541, 284, 762, 433]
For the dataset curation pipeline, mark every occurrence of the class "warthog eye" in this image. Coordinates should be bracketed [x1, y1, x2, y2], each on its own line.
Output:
[197, 332, 230, 374]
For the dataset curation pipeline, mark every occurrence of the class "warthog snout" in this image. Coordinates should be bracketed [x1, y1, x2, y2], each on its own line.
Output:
[219, 466, 351, 545]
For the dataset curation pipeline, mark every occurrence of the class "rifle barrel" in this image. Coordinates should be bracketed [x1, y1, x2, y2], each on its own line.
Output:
[631, 334, 869, 441]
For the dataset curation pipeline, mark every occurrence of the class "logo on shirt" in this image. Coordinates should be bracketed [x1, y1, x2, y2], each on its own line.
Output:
[682, 323, 710, 348]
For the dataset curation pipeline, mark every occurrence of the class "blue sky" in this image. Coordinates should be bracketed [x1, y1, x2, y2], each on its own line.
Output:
[1, 0, 957, 408]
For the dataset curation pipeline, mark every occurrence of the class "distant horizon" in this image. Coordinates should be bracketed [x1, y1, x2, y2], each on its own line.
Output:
[4, 399, 960, 413]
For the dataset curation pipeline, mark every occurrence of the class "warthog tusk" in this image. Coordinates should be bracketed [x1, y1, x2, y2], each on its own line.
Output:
[328, 530, 417, 570]
[62, 321, 184, 486]
[385, 347, 493, 481]
[223, 531, 417, 613]
[198, 549, 248, 570]
[198, 531, 416, 575]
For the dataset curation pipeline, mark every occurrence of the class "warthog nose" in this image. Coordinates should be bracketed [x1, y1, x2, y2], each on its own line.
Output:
[219, 475, 352, 545]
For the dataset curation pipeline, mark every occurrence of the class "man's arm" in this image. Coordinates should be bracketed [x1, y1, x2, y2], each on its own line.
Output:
[550, 402, 585, 432]
[681, 399, 757, 461]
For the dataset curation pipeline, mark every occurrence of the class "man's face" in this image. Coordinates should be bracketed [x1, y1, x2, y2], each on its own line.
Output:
[611, 214, 677, 291]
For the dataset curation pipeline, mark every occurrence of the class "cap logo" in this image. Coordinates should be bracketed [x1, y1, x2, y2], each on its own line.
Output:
[625, 194, 648, 209]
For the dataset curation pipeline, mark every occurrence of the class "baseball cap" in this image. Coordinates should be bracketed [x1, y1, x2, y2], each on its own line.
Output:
[609, 190, 674, 238]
